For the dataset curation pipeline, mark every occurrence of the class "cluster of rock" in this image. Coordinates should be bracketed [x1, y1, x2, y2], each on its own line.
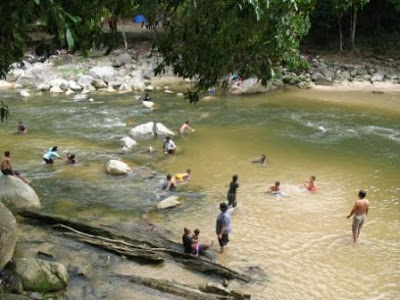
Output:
[2, 47, 176, 97]
[0, 176, 69, 298]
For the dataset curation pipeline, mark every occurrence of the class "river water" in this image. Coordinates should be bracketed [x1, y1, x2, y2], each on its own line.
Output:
[1, 88, 399, 299]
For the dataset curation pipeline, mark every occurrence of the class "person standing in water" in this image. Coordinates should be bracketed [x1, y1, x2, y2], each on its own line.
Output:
[304, 176, 317, 192]
[347, 190, 369, 243]
[227, 174, 239, 208]
[179, 120, 195, 135]
[17, 121, 27, 134]
[216, 202, 231, 253]
[43, 146, 63, 164]
[1, 151, 30, 183]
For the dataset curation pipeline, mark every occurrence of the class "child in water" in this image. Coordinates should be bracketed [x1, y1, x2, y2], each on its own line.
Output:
[252, 154, 267, 166]
[267, 181, 281, 193]
[66, 153, 76, 164]
[304, 176, 317, 192]
[175, 169, 191, 182]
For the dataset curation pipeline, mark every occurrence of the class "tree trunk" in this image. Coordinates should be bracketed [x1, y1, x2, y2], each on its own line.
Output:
[351, 10, 357, 51]
[338, 15, 343, 51]
[18, 210, 251, 282]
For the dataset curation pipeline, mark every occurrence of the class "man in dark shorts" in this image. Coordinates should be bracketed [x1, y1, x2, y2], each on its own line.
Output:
[182, 227, 192, 254]
[216, 202, 232, 253]
[227, 174, 239, 207]
[43, 146, 63, 164]
[1, 151, 30, 183]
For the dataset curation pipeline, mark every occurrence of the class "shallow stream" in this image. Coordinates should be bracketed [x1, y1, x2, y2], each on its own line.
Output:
[1, 88, 399, 299]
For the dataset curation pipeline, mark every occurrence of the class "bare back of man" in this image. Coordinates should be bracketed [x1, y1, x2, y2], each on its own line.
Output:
[347, 190, 369, 243]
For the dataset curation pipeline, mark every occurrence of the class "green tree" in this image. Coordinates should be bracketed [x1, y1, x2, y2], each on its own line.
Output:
[154, 0, 313, 91]
[349, 0, 370, 50]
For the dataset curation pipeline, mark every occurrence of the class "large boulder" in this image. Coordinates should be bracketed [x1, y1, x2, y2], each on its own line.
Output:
[77, 75, 94, 88]
[157, 196, 181, 209]
[129, 122, 155, 139]
[90, 66, 115, 82]
[68, 80, 82, 91]
[6, 69, 24, 83]
[92, 78, 107, 89]
[14, 259, 69, 292]
[49, 78, 68, 91]
[113, 53, 132, 67]
[371, 71, 385, 82]
[0, 176, 41, 211]
[0, 203, 17, 269]
[311, 73, 333, 85]
[229, 78, 271, 94]
[155, 123, 175, 136]
[105, 160, 132, 175]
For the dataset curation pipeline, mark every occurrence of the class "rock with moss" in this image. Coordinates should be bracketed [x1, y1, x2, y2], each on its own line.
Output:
[14, 259, 69, 292]
[0, 203, 17, 269]
[0, 176, 41, 212]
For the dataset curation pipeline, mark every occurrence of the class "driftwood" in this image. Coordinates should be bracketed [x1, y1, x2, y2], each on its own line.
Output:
[18, 210, 251, 282]
[114, 274, 250, 300]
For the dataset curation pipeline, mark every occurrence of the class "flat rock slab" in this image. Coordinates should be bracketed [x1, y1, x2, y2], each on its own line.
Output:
[157, 196, 181, 209]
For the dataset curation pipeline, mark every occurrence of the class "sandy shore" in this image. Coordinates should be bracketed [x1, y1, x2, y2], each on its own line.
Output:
[311, 81, 400, 92]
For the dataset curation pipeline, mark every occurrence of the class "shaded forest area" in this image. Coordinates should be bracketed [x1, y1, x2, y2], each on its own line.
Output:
[307, 0, 400, 55]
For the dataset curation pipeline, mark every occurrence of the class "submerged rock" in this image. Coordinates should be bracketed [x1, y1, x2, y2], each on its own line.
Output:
[0, 203, 17, 269]
[14, 258, 69, 292]
[157, 196, 181, 209]
[121, 136, 137, 150]
[0, 176, 41, 211]
[105, 160, 132, 175]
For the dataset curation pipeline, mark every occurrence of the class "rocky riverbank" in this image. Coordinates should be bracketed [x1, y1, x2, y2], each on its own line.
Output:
[1, 45, 400, 98]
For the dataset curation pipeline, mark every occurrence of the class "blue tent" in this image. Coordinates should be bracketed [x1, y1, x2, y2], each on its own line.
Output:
[133, 14, 148, 23]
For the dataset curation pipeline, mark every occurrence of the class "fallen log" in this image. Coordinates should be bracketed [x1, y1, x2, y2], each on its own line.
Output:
[18, 210, 251, 282]
[113, 274, 250, 300]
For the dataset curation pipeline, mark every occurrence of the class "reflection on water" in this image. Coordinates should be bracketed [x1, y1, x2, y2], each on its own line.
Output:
[1, 89, 399, 299]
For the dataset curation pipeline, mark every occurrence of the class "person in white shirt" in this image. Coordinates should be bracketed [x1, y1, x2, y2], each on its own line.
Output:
[163, 136, 176, 155]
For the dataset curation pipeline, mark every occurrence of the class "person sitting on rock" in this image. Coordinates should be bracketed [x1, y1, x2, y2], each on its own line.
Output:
[163, 136, 176, 155]
[17, 121, 27, 134]
[1, 151, 30, 183]
[191, 228, 213, 257]
[182, 227, 193, 254]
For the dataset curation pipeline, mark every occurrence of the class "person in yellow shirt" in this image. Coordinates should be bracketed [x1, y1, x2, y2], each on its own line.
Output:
[175, 169, 192, 182]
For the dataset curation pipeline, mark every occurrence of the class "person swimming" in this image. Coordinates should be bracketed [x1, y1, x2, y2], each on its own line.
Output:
[66, 153, 76, 164]
[267, 181, 280, 193]
[17, 121, 27, 134]
[179, 120, 195, 135]
[175, 169, 191, 182]
[304, 176, 317, 192]
[252, 154, 267, 166]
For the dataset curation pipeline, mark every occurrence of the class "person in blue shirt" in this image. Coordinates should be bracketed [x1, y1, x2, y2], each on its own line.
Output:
[43, 146, 63, 164]
[216, 202, 232, 254]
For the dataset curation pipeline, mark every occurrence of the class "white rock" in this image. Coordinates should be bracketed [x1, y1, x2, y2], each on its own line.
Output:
[50, 86, 63, 93]
[49, 78, 68, 91]
[143, 101, 155, 109]
[157, 196, 181, 209]
[19, 90, 31, 97]
[0, 175, 41, 211]
[92, 78, 107, 89]
[65, 89, 75, 95]
[0, 202, 17, 269]
[155, 122, 175, 136]
[105, 160, 132, 175]
[145, 85, 154, 91]
[177, 93, 184, 97]
[164, 90, 174, 94]
[133, 95, 142, 101]
[77, 75, 95, 88]
[129, 122, 155, 138]
[37, 82, 50, 91]
[119, 83, 132, 92]
[6, 69, 24, 82]
[107, 85, 116, 92]
[68, 80, 82, 91]
[121, 136, 137, 149]
[90, 66, 115, 81]
[73, 94, 88, 101]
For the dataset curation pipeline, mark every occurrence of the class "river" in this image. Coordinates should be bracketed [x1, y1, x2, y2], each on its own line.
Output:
[1, 88, 399, 299]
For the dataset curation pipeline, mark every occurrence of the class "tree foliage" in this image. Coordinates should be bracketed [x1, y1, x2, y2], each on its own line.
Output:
[154, 0, 313, 90]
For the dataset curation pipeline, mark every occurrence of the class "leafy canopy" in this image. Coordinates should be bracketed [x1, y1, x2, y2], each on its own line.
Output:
[154, 0, 313, 90]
